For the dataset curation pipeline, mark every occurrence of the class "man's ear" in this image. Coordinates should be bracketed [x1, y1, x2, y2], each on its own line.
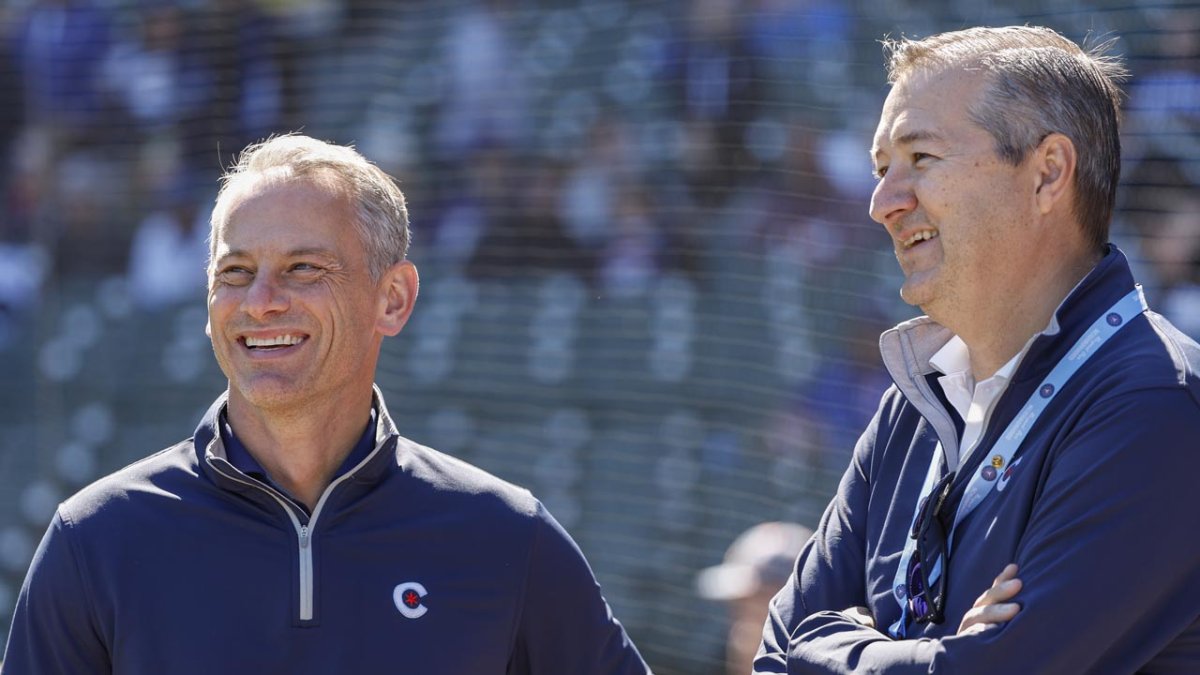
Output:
[377, 260, 419, 337]
[1033, 133, 1077, 216]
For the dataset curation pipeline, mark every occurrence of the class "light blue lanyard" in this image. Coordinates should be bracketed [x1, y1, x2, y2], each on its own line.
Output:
[887, 287, 1147, 638]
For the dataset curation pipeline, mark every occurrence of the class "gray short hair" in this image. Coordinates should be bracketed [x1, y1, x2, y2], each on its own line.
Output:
[210, 134, 410, 281]
[883, 26, 1127, 252]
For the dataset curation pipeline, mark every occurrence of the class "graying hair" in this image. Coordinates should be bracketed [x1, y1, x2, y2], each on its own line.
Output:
[210, 134, 409, 281]
[884, 26, 1127, 252]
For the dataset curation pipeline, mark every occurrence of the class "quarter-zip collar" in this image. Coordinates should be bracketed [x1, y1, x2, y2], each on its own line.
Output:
[879, 244, 1135, 469]
[220, 407, 377, 512]
[195, 384, 403, 497]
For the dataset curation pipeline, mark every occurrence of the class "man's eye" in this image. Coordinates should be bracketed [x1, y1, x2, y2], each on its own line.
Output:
[913, 152, 934, 164]
[218, 267, 253, 284]
[873, 166, 888, 179]
[291, 263, 322, 273]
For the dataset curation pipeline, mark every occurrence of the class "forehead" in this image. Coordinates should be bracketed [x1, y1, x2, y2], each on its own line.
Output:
[872, 67, 990, 153]
[213, 176, 357, 253]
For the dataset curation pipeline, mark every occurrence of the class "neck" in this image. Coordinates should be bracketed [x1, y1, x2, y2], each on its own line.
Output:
[954, 250, 1100, 381]
[225, 388, 374, 510]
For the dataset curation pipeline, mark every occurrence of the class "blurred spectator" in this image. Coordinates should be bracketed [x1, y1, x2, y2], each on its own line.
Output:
[100, 2, 214, 139]
[560, 118, 637, 252]
[660, 0, 764, 205]
[1119, 154, 1200, 343]
[1126, 8, 1200, 174]
[0, 241, 47, 348]
[12, 0, 114, 144]
[746, 119, 856, 259]
[1141, 191, 1200, 340]
[599, 184, 694, 299]
[697, 521, 813, 675]
[434, 0, 529, 161]
[0, 9, 24, 199]
[125, 169, 212, 311]
[599, 185, 662, 298]
[747, 0, 854, 106]
[258, 0, 344, 131]
[796, 308, 894, 457]
[427, 142, 511, 269]
[181, 0, 281, 170]
[47, 147, 129, 278]
[468, 157, 594, 280]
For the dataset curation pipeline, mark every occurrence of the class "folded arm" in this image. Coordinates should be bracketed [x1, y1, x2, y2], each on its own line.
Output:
[755, 389, 1200, 674]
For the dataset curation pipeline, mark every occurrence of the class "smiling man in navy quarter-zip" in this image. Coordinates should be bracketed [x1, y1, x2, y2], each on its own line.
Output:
[2, 135, 651, 675]
[755, 26, 1200, 673]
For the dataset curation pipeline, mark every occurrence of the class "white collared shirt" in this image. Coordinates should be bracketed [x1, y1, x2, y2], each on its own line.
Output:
[929, 313, 1062, 470]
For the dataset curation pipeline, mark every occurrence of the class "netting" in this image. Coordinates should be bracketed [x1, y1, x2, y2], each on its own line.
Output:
[0, 0, 1197, 671]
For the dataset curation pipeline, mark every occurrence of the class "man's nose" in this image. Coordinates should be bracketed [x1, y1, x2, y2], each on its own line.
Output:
[243, 274, 289, 319]
[869, 167, 917, 228]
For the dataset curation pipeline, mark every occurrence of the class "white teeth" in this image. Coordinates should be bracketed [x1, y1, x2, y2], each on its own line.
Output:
[245, 335, 303, 348]
[903, 230, 938, 248]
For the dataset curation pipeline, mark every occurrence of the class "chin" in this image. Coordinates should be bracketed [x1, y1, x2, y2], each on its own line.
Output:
[899, 270, 943, 310]
[230, 378, 310, 412]
[899, 285, 929, 308]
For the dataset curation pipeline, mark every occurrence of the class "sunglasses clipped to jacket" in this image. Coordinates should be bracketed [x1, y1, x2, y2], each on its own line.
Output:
[905, 471, 956, 625]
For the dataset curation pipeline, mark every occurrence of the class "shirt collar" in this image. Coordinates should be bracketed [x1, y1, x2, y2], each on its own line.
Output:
[928, 321, 1048, 393]
[927, 297, 1067, 424]
[220, 407, 379, 490]
[928, 335, 971, 380]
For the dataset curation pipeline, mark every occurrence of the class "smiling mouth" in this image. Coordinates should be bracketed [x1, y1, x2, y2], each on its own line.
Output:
[240, 334, 307, 351]
[902, 230, 939, 249]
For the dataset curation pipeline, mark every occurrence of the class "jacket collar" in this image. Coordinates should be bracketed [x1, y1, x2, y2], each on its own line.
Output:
[195, 384, 401, 495]
[878, 244, 1136, 468]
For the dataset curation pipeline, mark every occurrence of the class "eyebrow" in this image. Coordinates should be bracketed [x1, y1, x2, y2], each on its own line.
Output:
[871, 129, 946, 161]
[214, 247, 339, 265]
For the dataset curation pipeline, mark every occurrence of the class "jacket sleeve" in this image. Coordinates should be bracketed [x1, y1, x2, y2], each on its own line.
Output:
[758, 388, 1200, 674]
[507, 501, 651, 675]
[1, 509, 111, 674]
[754, 404, 881, 673]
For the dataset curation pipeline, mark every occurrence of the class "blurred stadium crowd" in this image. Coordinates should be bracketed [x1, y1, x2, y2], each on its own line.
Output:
[0, 0, 1196, 671]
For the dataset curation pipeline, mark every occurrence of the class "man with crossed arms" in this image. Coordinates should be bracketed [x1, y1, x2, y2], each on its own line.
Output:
[757, 26, 1200, 673]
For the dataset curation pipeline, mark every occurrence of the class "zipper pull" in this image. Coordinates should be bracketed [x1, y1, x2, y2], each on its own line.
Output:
[299, 525, 310, 548]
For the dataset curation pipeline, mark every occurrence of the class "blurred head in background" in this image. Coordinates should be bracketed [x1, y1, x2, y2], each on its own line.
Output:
[697, 521, 813, 675]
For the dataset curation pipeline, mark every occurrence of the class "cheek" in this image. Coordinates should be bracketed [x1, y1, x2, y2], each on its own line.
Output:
[207, 292, 238, 327]
[929, 176, 997, 230]
[318, 290, 377, 338]
[919, 174, 963, 214]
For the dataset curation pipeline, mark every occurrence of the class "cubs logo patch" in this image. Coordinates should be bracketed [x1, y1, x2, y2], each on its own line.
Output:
[393, 581, 429, 619]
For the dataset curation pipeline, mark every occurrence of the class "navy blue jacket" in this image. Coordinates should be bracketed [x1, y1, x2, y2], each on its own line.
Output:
[2, 391, 650, 674]
[756, 247, 1200, 673]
